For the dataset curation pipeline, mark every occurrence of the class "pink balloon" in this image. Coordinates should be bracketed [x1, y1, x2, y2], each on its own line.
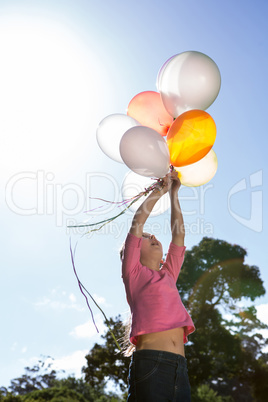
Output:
[120, 126, 170, 178]
[127, 91, 173, 136]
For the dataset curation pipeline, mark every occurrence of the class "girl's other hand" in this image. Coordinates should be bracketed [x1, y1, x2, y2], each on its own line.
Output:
[154, 173, 172, 195]
[170, 170, 181, 193]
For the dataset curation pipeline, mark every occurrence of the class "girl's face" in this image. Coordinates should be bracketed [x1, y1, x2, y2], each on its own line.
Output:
[140, 232, 163, 260]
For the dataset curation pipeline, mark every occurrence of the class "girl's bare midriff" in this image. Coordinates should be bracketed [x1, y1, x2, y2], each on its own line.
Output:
[136, 327, 185, 356]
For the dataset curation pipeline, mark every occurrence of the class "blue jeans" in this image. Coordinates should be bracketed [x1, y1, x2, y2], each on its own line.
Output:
[127, 349, 191, 401]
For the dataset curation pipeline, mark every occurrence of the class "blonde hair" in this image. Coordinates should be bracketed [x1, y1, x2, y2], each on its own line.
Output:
[120, 314, 136, 357]
[119, 244, 136, 356]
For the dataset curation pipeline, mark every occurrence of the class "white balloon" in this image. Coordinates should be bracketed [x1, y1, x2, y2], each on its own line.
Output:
[156, 55, 176, 91]
[175, 149, 218, 187]
[159, 51, 221, 117]
[96, 114, 139, 163]
[120, 126, 170, 178]
[121, 170, 170, 216]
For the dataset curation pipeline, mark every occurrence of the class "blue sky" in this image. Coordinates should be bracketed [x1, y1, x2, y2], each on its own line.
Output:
[1, 0, 267, 389]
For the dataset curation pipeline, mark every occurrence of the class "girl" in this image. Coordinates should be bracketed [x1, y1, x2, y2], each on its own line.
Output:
[121, 170, 195, 401]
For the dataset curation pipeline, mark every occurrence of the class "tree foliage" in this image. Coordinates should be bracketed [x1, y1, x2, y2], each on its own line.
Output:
[178, 237, 267, 401]
[4, 358, 58, 396]
[82, 317, 129, 393]
[0, 359, 123, 401]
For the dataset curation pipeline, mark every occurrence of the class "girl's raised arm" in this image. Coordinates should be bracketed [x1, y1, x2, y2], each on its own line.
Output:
[129, 175, 172, 238]
[169, 171, 185, 247]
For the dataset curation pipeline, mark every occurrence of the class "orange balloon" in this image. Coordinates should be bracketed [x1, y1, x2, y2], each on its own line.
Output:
[127, 91, 173, 136]
[166, 110, 216, 167]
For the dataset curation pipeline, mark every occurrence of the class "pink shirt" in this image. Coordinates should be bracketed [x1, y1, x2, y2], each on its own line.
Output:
[122, 233, 195, 345]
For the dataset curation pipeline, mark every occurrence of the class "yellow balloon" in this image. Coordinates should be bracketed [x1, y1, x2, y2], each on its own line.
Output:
[175, 149, 218, 187]
[167, 110, 216, 167]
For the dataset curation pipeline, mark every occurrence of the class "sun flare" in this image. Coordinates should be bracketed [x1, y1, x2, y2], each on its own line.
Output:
[0, 15, 104, 179]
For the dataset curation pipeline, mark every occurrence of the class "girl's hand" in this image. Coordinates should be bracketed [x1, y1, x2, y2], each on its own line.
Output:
[153, 170, 181, 196]
[153, 173, 172, 196]
[169, 170, 181, 193]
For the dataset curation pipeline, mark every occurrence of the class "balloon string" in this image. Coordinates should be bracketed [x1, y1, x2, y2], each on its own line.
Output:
[85, 195, 145, 235]
[83, 196, 139, 214]
[83, 176, 163, 213]
[68, 180, 164, 231]
[68, 167, 174, 233]
[70, 239, 99, 333]
[69, 238, 122, 351]
[87, 196, 135, 205]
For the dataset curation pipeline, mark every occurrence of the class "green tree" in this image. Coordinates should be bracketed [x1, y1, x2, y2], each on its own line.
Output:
[82, 317, 129, 393]
[1, 359, 123, 401]
[83, 237, 267, 401]
[0, 392, 23, 402]
[22, 386, 87, 402]
[193, 384, 231, 402]
[6, 357, 59, 396]
[178, 237, 267, 401]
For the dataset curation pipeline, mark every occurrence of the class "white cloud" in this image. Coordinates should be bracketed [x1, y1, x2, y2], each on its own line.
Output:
[11, 342, 18, 352]
[70, 315, 106, 340]
[51, 350, 89, 378]
[69, 293, 76, 303]
[34, 289, 85, 312]
[256, 303, 268, 352]
[11, 343, 27, 354]
[256, 303, 268, 325]
[92, 293, 108, 306]
[17, 353, 87, 379]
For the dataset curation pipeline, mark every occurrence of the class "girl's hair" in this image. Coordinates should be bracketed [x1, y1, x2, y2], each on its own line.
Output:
[119, 242, 136, 356]
[120, 314, 136, 357]
[119, 242, 125, 261]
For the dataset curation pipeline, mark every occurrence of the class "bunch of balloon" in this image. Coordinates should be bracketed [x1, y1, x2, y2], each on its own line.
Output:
[96, 50, 221, 188]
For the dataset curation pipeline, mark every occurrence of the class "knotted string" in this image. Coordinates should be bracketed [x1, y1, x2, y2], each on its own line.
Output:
[67, 176, 168, 234]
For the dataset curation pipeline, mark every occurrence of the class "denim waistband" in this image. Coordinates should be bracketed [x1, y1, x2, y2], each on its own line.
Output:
[133, 349, 187, 367]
